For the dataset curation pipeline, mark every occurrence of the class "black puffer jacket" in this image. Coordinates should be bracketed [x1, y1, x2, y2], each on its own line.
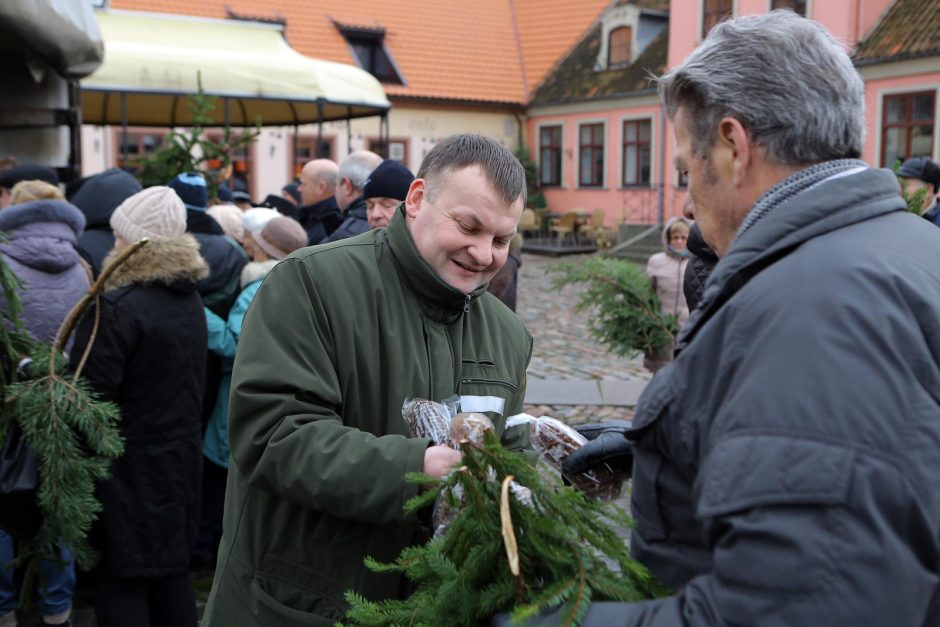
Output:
[186, 209, 247, 316]
[70, 235, 209, 578]
[321, 196, 369, 243]
[298, 196, 342, 245]
[682, 222, 718, 313]
[69, 168, 142, 276]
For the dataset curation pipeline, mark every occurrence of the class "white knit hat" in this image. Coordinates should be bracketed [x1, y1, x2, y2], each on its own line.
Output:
[110, 186, 186, 242]
[241, 207, 280, 236]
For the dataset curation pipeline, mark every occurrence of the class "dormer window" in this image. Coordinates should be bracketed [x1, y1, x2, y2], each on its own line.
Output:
[607, 27, 633, 69]
[338, 25, 404, 85]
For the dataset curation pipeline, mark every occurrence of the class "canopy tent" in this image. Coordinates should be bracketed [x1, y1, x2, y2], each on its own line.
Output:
[81, 10, 391, 128]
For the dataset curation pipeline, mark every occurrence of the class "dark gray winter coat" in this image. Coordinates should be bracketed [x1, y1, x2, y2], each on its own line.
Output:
[321, 196, 368, 243]
[0, 199, 89, 343]
[604, 167, 940, 625]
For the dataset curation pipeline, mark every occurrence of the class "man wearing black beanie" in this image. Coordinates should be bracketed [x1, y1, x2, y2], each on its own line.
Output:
[363, 159, 415, 230]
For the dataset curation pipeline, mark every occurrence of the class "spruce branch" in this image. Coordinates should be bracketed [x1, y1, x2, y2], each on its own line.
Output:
[344, 430, 667, 626]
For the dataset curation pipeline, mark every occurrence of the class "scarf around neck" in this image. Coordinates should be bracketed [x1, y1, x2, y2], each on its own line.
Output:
[735, 159, 867, 241]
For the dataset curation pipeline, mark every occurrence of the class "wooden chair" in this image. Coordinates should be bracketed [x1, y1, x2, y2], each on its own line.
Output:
[519, 208, 539, 237]
[579, 209, 612, 247]
[549, 212, 579, 245]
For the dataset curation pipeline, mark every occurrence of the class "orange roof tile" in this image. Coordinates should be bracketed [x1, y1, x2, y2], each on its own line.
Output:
[108, 0, 608, 105]
[513, 0, 611, 97]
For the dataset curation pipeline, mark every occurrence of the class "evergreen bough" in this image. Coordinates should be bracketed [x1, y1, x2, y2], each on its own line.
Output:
[1, 241, 147, 602]
[550, 257, 677, 357]
[344, 430, 667, 626]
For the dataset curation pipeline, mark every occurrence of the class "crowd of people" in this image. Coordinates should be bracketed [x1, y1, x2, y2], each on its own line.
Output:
[1, 9, 940, 627]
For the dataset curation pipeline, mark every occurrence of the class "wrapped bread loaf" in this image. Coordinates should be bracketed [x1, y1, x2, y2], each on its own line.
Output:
[507, 414, 621, 500]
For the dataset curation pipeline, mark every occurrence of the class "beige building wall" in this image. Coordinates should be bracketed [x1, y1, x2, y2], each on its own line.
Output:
[80, 103, 523, 203]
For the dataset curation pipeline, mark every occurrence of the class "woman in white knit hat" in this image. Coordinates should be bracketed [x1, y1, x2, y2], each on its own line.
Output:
[68, 186, 209, 627]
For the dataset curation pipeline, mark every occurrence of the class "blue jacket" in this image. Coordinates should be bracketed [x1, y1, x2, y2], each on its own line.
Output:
[202, 260, 278, 468]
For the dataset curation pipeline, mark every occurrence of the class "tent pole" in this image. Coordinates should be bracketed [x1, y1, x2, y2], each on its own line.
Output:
[293, 124, 299, 179]
[316, 99, 324, 158]
[121, 93, 129, 164]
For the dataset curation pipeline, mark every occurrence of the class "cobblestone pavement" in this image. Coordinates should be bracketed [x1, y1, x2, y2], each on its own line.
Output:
[517, 253, 649, 425]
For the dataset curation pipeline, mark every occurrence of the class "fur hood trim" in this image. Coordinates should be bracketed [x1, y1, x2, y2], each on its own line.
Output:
[0, 199, 85, 236]
[240, 259, 279, 289]
[103, 234, 209, 291]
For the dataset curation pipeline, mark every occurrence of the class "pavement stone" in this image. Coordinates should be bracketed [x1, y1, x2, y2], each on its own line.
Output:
[516, 253, 649, 423]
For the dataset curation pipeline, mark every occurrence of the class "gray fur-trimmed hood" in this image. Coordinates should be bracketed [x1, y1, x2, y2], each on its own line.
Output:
[102, 234, 209, 291]
[0, 199, 85, 236]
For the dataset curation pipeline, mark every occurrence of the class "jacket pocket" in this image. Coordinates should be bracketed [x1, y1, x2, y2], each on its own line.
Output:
[248, 575, 340, 626]
[627, 371, 678, 541]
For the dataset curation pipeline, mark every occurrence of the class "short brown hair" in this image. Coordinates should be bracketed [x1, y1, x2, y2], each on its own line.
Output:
[417, 134, 526, 206]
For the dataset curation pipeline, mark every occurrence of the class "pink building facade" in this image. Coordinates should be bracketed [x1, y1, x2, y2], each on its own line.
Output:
[527, 0, 939, 228]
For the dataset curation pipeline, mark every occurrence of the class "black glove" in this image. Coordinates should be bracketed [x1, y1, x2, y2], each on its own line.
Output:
[562, 420, 634, 480]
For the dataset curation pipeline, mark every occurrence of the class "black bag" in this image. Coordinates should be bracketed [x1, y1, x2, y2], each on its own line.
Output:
[0, 421, 41, 538]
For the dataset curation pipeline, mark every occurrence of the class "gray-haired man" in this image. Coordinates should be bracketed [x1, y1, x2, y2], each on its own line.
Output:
[322, 150, 383, 243]
[561, 10, 940, 625]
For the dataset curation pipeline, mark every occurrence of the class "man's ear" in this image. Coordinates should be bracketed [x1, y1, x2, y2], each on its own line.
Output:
[404, 179, 426, 219]
[717, 117, 751, 187]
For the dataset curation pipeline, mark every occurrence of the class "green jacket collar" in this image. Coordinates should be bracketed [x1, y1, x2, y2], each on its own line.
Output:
[384, 204, 487, 323]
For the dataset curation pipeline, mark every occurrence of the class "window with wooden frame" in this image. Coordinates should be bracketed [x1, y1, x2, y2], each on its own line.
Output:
[607, 27, 632, 69]
[291, 136, 335, 179]
[115, 130, 164, 173]
[539, 125, 562, 186]
[578, 123, 605, 188]
[702, 0, 733, 38]
[881, 91, 936, 167]
[367, 138, 408, 164]
[770, 0, 807, 15]
[622, 119, 652, 186]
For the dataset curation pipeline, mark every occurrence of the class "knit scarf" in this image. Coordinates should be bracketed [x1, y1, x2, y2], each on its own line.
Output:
[735, 159, 867, 240]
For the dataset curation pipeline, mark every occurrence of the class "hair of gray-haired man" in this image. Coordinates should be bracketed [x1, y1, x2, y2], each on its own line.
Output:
[338, 151, 383, 191]
[657, 10, 864, 166]
[416, 134, 527, 207]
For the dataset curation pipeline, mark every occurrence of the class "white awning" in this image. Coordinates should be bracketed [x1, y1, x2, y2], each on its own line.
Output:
[81, 10, 390, 127]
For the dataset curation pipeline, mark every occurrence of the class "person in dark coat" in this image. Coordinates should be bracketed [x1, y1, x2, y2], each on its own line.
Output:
[168, 172, 247, 316]
[682, 221, 718, 312]
[68, 168, 142, 277]
[70, 186, 208, 627]
[168, 172, 248, 435]
[896, 156, 940, 226]
[321, 150, 382, 243]
[561, 11, 940, 626]
[487, 234, 521, 311]
[363, 159, 414, 230]
[295, 159, 342, 245]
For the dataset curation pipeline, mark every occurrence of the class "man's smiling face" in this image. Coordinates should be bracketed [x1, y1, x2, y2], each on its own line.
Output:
[405, 165, 523, 294]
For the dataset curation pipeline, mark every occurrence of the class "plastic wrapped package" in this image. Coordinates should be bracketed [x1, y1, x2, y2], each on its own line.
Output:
[402, 398, 456, 448]
[506, 414, 621, 500]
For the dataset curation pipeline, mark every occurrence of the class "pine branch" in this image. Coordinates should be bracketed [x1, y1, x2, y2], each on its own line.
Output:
[344, 430, 668, 626]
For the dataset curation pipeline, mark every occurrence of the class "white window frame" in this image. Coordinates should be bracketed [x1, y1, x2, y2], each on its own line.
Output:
[766, 0, 812, 17]
[698, 0, 739, 43]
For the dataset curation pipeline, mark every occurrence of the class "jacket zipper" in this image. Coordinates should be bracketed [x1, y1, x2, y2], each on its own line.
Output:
[464, 294, 471, 313]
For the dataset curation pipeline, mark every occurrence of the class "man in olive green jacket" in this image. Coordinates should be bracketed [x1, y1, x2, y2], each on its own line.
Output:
[203, 135, 533, 626]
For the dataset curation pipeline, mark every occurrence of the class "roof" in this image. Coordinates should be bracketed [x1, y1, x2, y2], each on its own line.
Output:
[108, 0, 611, 105]
[531, 21, 667, 105]
[82, 11, 389, 126]
[854, 0, 940, 65]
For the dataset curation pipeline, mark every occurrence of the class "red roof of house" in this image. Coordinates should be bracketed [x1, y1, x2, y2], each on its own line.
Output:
[109, 0, 611, 105]
[853, 0, 940, 64]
